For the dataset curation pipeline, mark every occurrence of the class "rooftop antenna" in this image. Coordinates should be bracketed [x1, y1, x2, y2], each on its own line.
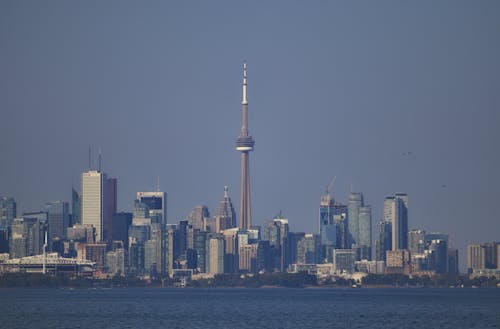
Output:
[156, 176, 161, 192]
[88, 147, 92, 170]
[98, 147, 102, 172]
[326, 176, 337, 195]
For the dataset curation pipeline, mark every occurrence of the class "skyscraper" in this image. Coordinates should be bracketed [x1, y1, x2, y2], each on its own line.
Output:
[46, 201, 70, 243]
[71, 188, 81, 226]
[319, 192, 336, 261]
[384, 193, 408, 251]
[347, 192, 363, 248]
[235, 62, 255, 231]
[358, 205, 372, 260]
[215, 186, 236, 232]
[82, 170, 108, 242]
[136, 191, 167, 225]
[0, 196, 16, 228]
[105, 177, 117, 242]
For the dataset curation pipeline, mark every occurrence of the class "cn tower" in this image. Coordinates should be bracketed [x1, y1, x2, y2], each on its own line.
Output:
[236, 62, 255, 231]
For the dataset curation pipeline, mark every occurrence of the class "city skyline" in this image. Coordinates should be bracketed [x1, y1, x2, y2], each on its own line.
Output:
[1, 1, 499, 270]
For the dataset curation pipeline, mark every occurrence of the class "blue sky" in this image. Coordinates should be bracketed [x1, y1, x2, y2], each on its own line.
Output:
[1, 1, 499, 269]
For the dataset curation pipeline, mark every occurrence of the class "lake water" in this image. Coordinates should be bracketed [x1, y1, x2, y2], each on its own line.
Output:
[1, 288, 499, 329]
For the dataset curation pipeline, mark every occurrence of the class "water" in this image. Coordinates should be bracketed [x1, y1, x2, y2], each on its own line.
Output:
[1, 288, 499, 329]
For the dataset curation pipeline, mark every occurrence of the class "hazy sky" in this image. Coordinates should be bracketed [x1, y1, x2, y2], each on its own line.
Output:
[1, 1, 499, 268]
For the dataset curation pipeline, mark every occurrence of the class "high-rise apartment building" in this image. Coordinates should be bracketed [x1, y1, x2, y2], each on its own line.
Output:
[348, 192, 363, 248]
[82, 170, 108, 242]
[358, 205, 372, 260]
[467, 243, 485, 271]
[384, 193, 408, 251]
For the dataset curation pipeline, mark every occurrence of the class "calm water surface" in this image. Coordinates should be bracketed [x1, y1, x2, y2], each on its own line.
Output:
[1, 288, 499, 329]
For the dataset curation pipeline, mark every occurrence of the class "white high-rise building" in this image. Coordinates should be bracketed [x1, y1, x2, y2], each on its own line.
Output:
[207, 236, 225, 274]
[82, 170, 107, 241]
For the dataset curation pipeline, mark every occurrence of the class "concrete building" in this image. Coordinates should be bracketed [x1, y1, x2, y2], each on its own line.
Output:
[82, 170, 107, 242]
[467, 244, 485, 272]
[235, 63, 255, 230]
[207, 236, 225, 274]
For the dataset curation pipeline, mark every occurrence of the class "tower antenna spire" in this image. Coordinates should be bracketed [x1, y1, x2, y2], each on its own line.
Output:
[236, 62, 255, 230]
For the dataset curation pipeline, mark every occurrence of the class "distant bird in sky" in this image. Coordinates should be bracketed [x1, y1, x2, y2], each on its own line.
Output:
[401, 151, 413, 156]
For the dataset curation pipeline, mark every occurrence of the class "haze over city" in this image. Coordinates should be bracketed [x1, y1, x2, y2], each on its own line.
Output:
[1, 1, 499, 269]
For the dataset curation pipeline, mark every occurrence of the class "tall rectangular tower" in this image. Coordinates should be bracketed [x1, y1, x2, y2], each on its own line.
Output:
[82, 170, 107, 242]
[384, 194, 408, 251]
[235, 63, 255, 231]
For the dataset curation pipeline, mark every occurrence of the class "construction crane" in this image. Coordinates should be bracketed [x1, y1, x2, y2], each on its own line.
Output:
[325, 176, 337, 195]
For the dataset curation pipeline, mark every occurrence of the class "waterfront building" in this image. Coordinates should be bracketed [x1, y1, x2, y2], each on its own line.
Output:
[81, 170, 108, 242]
[235, 63, 255, 230]
[3, 253, 94, 276]
[333, 249, 356, 274]
[386, 249, 410, 274]
[106, 248, 125, 275]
